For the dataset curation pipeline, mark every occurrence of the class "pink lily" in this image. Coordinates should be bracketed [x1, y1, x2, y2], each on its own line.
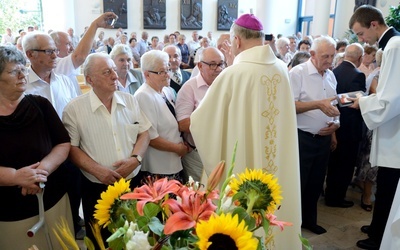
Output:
[163, 189, 217, 235]
[120, 177, 181, 216]
[266, 213, 293, 231]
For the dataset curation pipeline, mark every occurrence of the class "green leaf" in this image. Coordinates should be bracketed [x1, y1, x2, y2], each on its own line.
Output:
[136, 215, 150, 230]
[144, 202, 161, 218]
[261, 214, 270, 235]
[148, 217, 164, 236]
[299, 234, 313, 250]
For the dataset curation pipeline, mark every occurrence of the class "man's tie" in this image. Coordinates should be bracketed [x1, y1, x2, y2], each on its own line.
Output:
[173, 72, 181, 85]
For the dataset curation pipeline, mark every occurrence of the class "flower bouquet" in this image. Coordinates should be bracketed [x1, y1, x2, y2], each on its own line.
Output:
[54, 145, 311, 249]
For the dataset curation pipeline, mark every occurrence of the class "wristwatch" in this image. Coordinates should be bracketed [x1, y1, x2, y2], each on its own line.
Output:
[131, 154, 142, 164]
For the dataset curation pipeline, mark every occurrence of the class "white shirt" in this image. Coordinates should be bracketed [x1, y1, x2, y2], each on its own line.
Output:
[54, 55, 82, 96]
[1, 34, 15, 45]
[134, 84, 183, 174]
[359, 35, 400, 168]
[26, 68, 79, 118]
[62, 90, 151, 183]
[290, 59, 337, 134]
[190, 65, 200, 78]
[187, 40, 200, 58]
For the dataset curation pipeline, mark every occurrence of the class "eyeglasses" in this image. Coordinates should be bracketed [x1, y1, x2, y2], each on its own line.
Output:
[31, 49, 60, 55]
[7, 67, 29, 77]
[201, 61, 227, 70]
[148, 70, 171, 76]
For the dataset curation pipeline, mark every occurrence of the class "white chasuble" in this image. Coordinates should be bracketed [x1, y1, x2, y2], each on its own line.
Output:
[191, 45, 302, 249]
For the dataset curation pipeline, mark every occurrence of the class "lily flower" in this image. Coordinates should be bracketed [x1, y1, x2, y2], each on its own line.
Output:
[163, 189, 217, 235]
[207, 161, 226, 191]
[266, 213, 293, 231]
[120, 177, 181, 216]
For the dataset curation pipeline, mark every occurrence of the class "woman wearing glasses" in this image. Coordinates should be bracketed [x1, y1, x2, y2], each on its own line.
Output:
[0, 46, 72, 249]
[134, 50, 188, 182]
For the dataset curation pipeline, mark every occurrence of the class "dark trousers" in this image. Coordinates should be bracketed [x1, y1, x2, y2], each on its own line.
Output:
[325, 138, 360, 203]
[298, 129, 331, 226]
[65, 160, 82, 234]
[368, 167, 400, 244]
[81, 173, 142, 249]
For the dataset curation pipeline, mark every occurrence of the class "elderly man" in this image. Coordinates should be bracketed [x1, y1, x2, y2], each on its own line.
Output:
[190, 14, 302, 249]
[62, 53, 151, 248]
[176, 47, 225, 182]
[193, 37, 210, 65]
[23, 32, 78, 118]
[51, 12, 118, 93]
[136, 31, 149, 57]
[325, 43, 366, 209]
[187, 30, 200, 67]
[163, 45, 191, 93]
[1, 27, 15, 45]
[289, 36, 340, 235]
[67, 27, 80, 48]
[349, 5, 400, 250]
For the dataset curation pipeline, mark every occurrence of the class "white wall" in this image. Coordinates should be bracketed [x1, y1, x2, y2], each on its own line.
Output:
[41, 0, 299, 40]
[40, 0, 399, 41]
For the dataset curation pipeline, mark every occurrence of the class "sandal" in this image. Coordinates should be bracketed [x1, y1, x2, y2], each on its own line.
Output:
[361, 195, 373, 211]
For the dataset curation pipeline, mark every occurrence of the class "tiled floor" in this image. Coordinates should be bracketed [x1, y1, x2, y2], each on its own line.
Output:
[77, 185, 374, 250]
[302, 185, 374, 250]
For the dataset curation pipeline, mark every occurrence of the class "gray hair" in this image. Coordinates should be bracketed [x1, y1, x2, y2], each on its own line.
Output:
[310, 36, 336, 52]
[344, 43, 364, 60]
[141, 50, 169, 72]
[230, 23, 264, 40]
[83, 52, 111, 77]
[22, 32, 50, 53]
[290, 51, 311, 68]
[0, 46, 26, 74]
[276, 37, 290, 49]
[163, 45, 182, 58]
[49, 31, 64, 46]
[110, 44, 133, 60]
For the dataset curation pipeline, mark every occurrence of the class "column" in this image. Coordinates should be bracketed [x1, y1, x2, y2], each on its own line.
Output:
[312, 0, 331, 36]
[255, 0, 298, 36]
[333, 0, 356, 39]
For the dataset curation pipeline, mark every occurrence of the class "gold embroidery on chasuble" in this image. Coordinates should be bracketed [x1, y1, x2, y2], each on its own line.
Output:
[261, 74, 281, 174]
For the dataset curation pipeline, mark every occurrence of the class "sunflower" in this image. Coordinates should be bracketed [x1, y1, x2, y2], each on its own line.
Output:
[229, 168, 282, 214]
[196, 213, 258, 250]
[94, 178, 131, 228]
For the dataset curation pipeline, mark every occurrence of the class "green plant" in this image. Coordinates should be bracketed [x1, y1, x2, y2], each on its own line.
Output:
[385, 3, 400, 31]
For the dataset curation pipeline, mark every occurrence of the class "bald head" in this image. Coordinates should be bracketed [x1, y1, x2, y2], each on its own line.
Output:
[201, 47, 224, 62]
[344, 43, 364, 67]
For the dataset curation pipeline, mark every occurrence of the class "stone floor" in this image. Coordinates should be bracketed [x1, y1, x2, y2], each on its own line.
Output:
[77, 185, 373, 250]
[302, 185, 374, 250]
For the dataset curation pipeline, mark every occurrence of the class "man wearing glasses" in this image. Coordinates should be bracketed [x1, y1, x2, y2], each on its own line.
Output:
[175, 47, 225, 182]
[190, 14, 302, 249]
[22, 32, 78, 118]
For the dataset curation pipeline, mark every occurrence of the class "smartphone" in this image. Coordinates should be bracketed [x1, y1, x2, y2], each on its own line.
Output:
[107, 17, 117, 26]
[265, 34, 273, 41]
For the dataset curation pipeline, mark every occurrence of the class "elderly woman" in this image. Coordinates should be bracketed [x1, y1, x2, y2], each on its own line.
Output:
[110, 44, 145, 94]
[358, 44, 378, 78]
[134, 50, 188, 181]
[0, 46, 72, 249]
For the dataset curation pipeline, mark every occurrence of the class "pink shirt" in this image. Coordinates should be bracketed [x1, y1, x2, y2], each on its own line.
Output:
[176, 74, 210, 146]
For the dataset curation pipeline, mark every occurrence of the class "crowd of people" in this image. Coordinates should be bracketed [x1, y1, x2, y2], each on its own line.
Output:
[1, 4, 399, 250]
